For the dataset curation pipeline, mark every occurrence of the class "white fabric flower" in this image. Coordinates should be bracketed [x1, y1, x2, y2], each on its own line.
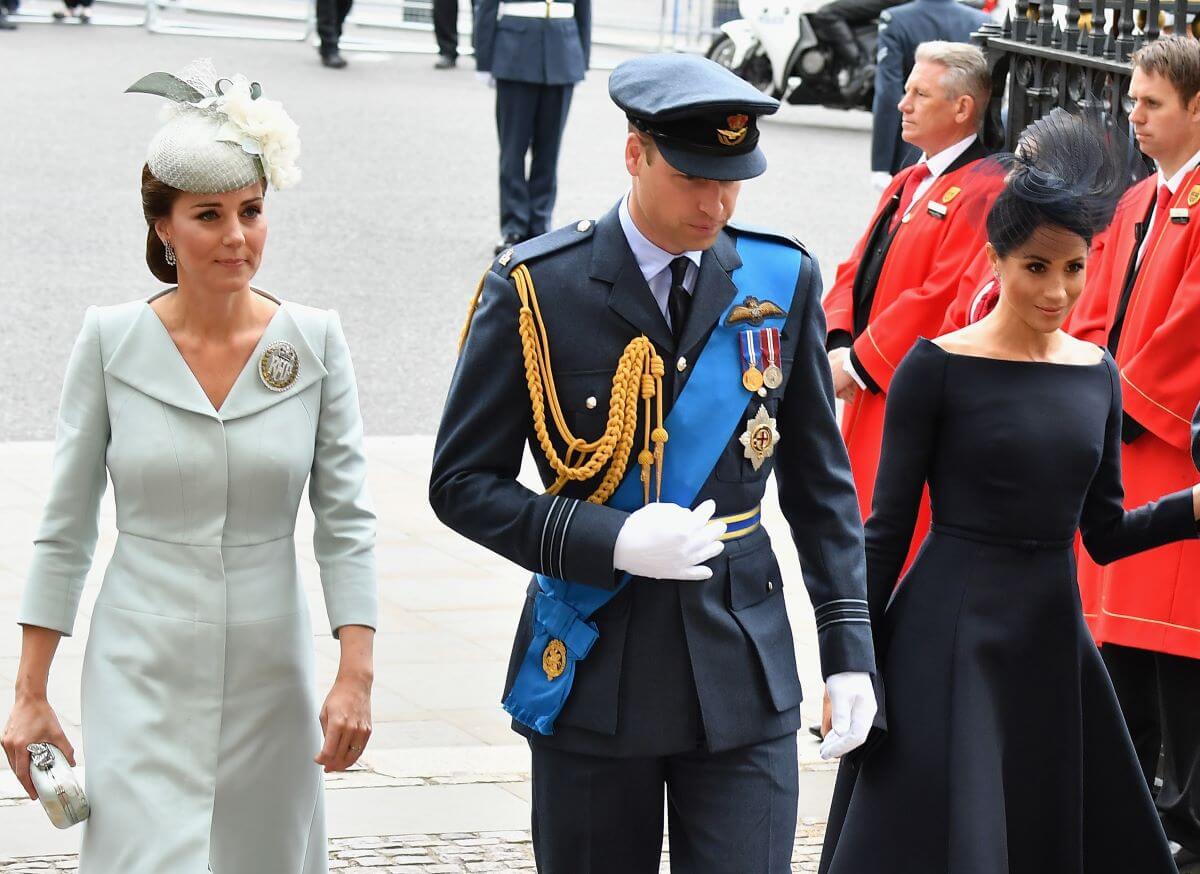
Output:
[209, 76, 302, 190]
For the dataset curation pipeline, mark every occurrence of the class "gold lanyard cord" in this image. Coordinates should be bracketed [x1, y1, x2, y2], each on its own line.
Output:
[458, 264, 667, 505]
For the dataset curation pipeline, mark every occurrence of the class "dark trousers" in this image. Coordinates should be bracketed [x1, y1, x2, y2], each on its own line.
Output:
[1103, 643, 1200, 852]
[316, 0, 352, 53]
[495, 80, 574, 239]
[529, 734, 799, 873]
[810, 0, 891, 64]
[433, 0, 473, 58]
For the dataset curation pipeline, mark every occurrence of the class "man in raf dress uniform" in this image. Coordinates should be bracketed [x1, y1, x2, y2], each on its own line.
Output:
[1069, 37, 1200, 869]
[824, 41, 1000, 559]
[431, 54, 878, 872]
[473, 0, 591, 254]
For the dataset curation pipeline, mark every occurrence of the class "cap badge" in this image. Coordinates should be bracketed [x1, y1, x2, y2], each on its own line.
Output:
[498, 248, 515, 266]
[542, 638, 567, 681]
[259, 341, 299, 392]
[717, 114, 750, 147]
[942, 186, 962, 204]
[725, 295, 788, 327]
[1188, 185, 1200, 207]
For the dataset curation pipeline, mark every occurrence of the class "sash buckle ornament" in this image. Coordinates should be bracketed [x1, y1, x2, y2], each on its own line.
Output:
[542, 639, 567, 680]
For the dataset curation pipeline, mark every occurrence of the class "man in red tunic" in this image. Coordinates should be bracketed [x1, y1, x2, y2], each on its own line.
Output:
[824, 41, 1000, 535]
[1069, 36, 1200, 868]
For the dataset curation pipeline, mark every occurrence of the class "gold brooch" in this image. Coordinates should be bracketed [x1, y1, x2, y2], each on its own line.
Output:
[716, 114, 750, 147]
[1189, 185, 1200, 207]
[942, 186, 962, 204]
[739, 404, 780, 471]
[259, 341, 299, 392]
[542, 639, 567, 681]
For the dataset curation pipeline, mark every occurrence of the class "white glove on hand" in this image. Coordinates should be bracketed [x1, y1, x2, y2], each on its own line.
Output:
[870, 171, 893, 192]
[612, 499, 726, 581]
[820, 671, 877, 760]
[474, 71, 496, 88]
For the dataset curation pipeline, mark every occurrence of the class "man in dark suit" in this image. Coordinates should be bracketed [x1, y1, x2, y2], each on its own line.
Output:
[473, 0, 591, 253]
[433, 0, 474, 69]
[870, 0, 990, 185]
[431, 53, 877, 872]
[316, 0, 353, 68]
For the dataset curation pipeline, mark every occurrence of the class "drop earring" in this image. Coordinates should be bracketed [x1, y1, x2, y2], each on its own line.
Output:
[164, 240, 176, 267]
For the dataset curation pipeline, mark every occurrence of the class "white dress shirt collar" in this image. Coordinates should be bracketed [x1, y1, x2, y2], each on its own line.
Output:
[618, 193, 703, 287]
[919, 133, 978, 181]
[1158, 146, 1200, 194]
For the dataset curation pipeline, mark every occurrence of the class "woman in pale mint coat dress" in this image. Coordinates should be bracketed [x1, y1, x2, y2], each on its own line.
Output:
[0, 62, 378, 873]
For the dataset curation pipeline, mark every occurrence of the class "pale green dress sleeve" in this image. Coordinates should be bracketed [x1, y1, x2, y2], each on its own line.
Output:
[19, 307, 111, 636]
[309, 310, 378, 636]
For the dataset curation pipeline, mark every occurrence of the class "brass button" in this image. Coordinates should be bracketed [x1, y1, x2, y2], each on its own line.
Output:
[677, 356, 688, 372]
[576, 220, 592, 232]
[585, 396, 597, 409]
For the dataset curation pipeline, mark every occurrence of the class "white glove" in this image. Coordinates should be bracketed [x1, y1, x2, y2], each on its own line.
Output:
[819, 671, 877, 760]
[474, 71, 496, 88]
[612, 499, 726, 581]
[870, 171, 892, 192]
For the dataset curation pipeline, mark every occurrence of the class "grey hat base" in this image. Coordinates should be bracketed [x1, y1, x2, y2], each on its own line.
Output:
[655, 141, 767, 182]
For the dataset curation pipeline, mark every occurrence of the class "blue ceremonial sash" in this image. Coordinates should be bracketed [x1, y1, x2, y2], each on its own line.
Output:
[503, 235, 805, 735]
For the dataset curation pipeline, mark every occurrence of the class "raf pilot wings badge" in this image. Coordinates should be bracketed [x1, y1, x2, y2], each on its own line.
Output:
[725, 295, 788, 326]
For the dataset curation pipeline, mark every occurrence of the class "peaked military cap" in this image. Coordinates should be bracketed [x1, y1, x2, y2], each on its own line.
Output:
[609, 53, 781, 182]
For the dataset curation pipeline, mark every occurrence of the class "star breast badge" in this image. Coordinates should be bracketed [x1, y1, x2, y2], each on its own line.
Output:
[739, 405, 780, 471]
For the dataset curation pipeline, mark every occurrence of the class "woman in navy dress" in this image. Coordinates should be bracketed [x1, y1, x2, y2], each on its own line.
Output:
[820, 111, 1200, 873]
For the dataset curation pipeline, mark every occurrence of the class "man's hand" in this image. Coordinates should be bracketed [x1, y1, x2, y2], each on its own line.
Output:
[871, 171, 893, 192]
[819, 672, 877, 759]
[474, 71, 496, 88]
[828, 347, 857, 403]
[613, 499, 726, 581]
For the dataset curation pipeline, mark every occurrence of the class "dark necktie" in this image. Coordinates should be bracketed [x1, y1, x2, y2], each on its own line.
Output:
[667, 256, 691, 348]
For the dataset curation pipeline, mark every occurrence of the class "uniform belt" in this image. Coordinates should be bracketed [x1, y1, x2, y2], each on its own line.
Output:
[499, 1, 576, 18]
[718, 505, 761, 541]
[931, 523, 1073, 551]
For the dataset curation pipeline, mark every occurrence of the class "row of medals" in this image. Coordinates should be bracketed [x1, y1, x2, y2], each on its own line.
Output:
[740, 326, 783, 393]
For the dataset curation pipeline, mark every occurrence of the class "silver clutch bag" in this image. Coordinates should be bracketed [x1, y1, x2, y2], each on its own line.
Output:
[27, 742, 90, 829]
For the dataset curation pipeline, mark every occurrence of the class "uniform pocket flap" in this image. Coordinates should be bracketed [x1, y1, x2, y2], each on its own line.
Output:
[728, 546, 783, 611]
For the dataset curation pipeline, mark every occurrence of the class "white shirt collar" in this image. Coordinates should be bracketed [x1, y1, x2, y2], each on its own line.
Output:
[619, 192, 703, 286]
[1157, 147, 1200, 193]
[920, 133, 978, 180]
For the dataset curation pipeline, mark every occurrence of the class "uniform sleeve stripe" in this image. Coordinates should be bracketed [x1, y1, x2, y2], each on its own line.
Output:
[547, 497, 571, 580]
[556, 500, 579, 581]
[814, 599, 868, 617]
[539, 496, 563, 576]
[816, 617, 873, 631]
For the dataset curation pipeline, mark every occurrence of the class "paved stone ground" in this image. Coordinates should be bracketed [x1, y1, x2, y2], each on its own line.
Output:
[0, 821, 828, 872]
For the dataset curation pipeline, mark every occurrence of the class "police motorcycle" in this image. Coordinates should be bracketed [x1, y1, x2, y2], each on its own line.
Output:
[707, 0, 882, 111]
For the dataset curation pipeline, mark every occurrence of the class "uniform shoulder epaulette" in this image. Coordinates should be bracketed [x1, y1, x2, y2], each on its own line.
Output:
[725, 220, 808, 253]
[492, 219, 597, 278]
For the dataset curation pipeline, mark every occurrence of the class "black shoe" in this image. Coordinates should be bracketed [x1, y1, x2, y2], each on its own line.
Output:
[434, 54, 457, 69]
[0, 10, 15, 29]
[78, 10, 90, 23]
[493, 233, 523, 255]
[321, 51, 348, 69]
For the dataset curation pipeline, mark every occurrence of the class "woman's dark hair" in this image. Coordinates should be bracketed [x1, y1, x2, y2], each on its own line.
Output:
[986, 109, 1135, 257]
[141, 164, 183, 284]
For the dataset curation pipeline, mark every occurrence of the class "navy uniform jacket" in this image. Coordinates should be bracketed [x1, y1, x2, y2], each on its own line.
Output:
[870, 0, 990, 174]
[430, 204, 875, 757]
[473, 0, 591, 85]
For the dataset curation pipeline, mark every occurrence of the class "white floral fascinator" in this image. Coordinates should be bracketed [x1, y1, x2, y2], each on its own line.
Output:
[127, 58, 301, 193]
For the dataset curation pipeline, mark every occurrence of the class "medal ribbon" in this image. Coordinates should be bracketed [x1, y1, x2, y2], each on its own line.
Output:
[739, 329, 759, 376]
[503, 235, 806, 736]
[760, 327, 779, 372]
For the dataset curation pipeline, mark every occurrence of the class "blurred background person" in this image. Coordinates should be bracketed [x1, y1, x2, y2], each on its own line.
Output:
[870, 0, 990, 189]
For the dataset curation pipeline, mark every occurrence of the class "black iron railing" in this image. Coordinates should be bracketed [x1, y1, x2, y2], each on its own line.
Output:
[974, 0, 1199, 150]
